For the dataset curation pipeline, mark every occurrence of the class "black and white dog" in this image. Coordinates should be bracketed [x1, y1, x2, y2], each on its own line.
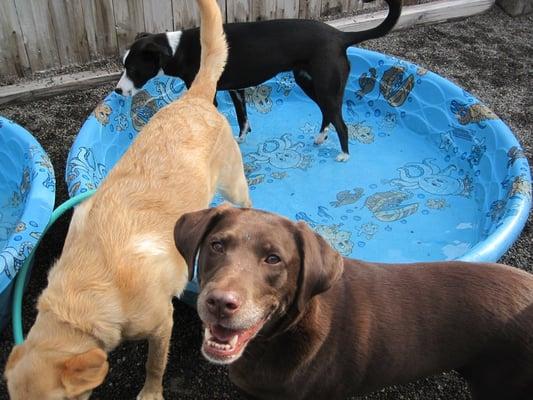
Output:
[116, 0, 402, 161]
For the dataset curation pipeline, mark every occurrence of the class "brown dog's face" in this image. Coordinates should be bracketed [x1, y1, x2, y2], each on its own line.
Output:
[4, 343, 108, 400]
[174, 205, 343, 365]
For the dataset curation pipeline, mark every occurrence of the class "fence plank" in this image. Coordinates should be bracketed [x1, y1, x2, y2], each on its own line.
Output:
[172, 0, 201, 29]
[172, 0, 226, 29]
[299, 0, 322, 18]
[227, 0, 253, 22]
[49, 0, 90, 66]
[81, 1, 98, 57]
[113, 0, 145, 56]
[81, 0, 117, 58]
[253, 0, 277, 19]
[254, 0, 299, 19]
[322, 0, 350, 17]
[362, 0, 387, 10]
[219, 0, 227, 22]
[0, 0, 30, 77]
[277, 0, 300, 17]
[144, 0, 174, 32]
[13, 0, 59, 72]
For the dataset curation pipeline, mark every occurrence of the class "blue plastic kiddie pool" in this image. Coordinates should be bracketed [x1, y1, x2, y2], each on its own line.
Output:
[0, 116, 55, 329]
[66, 48, 531, 266]
[12, 47, 531, 325]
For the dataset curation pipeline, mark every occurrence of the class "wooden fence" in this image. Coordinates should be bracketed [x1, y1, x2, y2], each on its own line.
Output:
[0, 0, 424, 79]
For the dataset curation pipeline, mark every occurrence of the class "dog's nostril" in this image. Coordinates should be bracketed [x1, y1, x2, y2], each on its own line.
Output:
[207, 290, 241, 316]
[114, 88, 123, 95]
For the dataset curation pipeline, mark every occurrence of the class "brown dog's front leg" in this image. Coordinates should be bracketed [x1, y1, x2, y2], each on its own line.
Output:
[137, 306, 173, 400]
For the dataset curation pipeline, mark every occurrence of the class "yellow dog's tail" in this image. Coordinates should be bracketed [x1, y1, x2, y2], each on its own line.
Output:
[188, 0, 227, 100]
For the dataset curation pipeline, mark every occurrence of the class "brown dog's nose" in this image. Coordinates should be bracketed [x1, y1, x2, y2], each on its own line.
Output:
[206, 290, 241, 318]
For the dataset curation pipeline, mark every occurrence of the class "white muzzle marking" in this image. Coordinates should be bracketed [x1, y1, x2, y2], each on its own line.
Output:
[116, 71, 139, 97]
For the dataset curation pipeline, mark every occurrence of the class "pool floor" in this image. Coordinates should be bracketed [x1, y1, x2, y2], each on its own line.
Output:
[212, 87, 483, 263]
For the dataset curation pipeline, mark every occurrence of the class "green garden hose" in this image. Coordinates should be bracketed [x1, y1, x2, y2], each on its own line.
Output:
[12, 189, 96, 344]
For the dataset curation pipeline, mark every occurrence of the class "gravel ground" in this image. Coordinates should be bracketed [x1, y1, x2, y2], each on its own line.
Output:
[0, 5, 532, 400]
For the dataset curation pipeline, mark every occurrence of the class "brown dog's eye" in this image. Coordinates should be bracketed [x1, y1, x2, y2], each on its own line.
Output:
[265, 254, 281, 264]
[211, 241, 224, 253]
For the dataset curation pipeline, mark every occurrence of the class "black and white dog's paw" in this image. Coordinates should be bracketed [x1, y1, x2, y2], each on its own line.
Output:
[314, 129, 329, 145]
[336, 152, 350, 162]
[236, 120, 251, 143]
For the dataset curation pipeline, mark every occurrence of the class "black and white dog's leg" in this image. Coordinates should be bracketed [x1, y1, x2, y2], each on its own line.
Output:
[312, 60, 351, 161]
[294, 68, 331, 145]
[315, 118, 330, 145]
[297, 63, 350, 161]
[229, 89, 251, 143]
[330, 113, 350, 162]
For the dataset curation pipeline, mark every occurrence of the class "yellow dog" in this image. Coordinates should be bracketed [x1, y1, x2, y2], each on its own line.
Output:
[5, 0, 250, 398]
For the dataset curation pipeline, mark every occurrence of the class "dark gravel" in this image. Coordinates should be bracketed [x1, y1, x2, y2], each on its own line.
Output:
[0, 5, 532, 400]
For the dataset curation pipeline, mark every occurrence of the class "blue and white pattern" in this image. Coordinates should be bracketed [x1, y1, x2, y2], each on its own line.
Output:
[0, 116, 55, 324]
[66, 48, 531, 265]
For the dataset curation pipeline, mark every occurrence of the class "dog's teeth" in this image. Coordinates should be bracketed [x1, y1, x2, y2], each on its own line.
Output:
[207, 339, 231, 351]
[204, 328, 240, 353]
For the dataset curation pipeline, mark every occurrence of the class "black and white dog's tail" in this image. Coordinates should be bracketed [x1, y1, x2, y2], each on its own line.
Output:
[343, 0, 402, 46]
[187, 0, 228, 101]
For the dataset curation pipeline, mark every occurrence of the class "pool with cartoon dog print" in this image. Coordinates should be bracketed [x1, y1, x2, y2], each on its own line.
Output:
[66, 47, 531, 278]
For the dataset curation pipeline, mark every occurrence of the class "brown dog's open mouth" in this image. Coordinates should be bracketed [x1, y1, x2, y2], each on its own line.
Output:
[202, 320, 265, 364]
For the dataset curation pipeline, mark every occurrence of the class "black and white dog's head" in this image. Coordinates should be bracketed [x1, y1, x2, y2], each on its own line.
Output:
[115, 31, 182, 96]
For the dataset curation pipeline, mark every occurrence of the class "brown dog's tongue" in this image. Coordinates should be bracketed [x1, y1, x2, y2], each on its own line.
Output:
[211, 324, 238, 342]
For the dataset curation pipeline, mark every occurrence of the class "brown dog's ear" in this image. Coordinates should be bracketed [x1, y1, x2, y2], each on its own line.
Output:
[294, 221, 344, 312]
[4, 345, 25, 374]
[60, 348, 108, 396]
[174, 205, 231, 281]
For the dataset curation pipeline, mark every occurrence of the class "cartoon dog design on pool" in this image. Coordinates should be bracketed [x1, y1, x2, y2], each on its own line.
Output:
[0, 242, 34, 280]
[245, 85, 273, 114]
[348, 123, 375, 144]
[275, 73, 296, 96]
[247, 134, 312, 170]
[380, 65, 415, 107]
[450, 100, 498, 127]
[365, 190, 419, 222]
[93, 102, 112, 126]
[390, 158, 472, 197]
[314, 224, 354, 256]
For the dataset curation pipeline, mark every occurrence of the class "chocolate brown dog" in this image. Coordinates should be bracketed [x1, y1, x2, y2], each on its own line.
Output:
[174, 205, 533, 400]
